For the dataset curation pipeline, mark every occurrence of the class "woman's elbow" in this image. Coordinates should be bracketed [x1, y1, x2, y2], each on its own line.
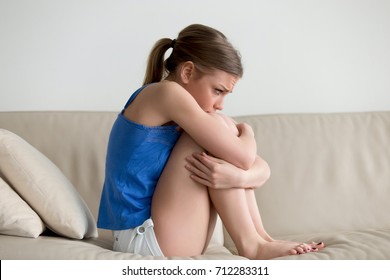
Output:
[238, 153, 257, 170]
[261, 160, 271, 184]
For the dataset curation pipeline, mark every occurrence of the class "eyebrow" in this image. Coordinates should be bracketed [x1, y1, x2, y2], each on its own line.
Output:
[218, 84, 233, 93]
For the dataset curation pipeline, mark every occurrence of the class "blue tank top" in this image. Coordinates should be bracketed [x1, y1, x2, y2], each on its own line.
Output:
[97, 85, 181, 230]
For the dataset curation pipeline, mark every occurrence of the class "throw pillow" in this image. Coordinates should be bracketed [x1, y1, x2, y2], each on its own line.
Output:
[0, 177, 45, 238]
[0, 129, 97, 239]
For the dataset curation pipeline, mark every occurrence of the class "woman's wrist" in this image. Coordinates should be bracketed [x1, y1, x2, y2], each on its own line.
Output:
[235, 156, 270, 189]
[234, 168, 250, 188]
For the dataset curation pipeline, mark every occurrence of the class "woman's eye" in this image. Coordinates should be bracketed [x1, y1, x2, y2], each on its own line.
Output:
[215, 89, 223, 95]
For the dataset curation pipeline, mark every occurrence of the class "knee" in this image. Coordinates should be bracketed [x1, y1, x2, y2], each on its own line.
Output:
[259, 158, 271, 186]
[208, 113, 239, 135]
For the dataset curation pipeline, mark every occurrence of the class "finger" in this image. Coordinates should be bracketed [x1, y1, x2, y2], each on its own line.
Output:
[197, 152, 223, 163]
[186, 155, 211, 174]
[185, 163, 209, 181]
[192, 152, 221, 169]
[188, 173, 214, 188]
[186, 154, 215, 174]
[200, 152, 226, 164]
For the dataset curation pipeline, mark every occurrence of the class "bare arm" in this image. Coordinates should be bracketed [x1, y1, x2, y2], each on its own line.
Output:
[185, 153, 271, 189]
[162, 82, 256, 169]
[182, 111, 269, 189]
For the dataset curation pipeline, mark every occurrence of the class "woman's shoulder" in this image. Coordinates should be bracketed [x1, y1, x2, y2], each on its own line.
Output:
[154, 80, 185, 95]
[150, 81, 193, 104]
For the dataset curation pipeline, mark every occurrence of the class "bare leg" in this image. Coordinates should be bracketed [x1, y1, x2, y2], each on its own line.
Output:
[245, 188, 274, 241]
[214, 115, 325, 255]
[152, 132, 217, 256]
[152, 114, 323, 258]
[202, 202, 218, 253]
[244, 189, 325, 250]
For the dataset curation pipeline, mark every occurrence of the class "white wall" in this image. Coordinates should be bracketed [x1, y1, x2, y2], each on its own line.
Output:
[1, 0, 389, 116]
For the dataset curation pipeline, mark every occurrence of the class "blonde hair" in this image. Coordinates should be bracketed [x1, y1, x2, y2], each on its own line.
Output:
[143, 24, 243, 85]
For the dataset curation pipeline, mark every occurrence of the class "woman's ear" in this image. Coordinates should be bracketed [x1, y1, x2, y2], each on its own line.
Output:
[179, 61, 195, 84]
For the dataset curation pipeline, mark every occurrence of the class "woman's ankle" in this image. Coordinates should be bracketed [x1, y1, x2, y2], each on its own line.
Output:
[236, 236, 266, 259]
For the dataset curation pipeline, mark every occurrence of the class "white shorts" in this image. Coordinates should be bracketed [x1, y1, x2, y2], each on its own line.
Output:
[112, 218, 164, 257]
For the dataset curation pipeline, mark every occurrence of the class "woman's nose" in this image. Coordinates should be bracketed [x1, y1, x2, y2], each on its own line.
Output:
[214, 100, 224, 111]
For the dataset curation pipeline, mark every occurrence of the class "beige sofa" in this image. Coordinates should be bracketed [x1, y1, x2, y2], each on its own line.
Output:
[0, 111, 389, 260]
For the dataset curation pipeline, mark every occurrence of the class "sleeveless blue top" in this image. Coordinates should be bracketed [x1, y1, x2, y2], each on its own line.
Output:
[97, 85, 181, 230]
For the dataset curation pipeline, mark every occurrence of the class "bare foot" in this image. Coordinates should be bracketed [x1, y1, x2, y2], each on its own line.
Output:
[258, 231, 325, 253]
[277, 240, 325, 254]
[273, 240, 325, 251]
[245, 240, 325, 260]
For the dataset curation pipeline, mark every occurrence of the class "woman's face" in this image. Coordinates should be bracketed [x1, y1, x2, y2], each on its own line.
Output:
[184, 68, 239, 113]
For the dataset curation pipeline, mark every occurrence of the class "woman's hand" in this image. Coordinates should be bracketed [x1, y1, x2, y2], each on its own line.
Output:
[185, 152, 243, 189]
[185, 152, 270, 189]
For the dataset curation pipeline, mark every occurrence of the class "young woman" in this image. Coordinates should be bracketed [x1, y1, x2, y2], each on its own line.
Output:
[97, 24, 324, 259]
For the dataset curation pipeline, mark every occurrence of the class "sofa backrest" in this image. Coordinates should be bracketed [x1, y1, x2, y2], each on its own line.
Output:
[0, 112, 116, 242]
[1, 111, 390, 244]
[234, 111, 390, 237]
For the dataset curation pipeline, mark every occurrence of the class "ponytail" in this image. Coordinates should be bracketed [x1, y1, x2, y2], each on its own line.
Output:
[143, 38, 173, 85]
[143, 24, 243, 85]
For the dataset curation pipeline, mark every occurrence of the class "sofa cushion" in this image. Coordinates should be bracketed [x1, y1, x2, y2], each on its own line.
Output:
[0, 177, 45, 238]
[0, 234, 240, 260]
[0, 129, 97, 239]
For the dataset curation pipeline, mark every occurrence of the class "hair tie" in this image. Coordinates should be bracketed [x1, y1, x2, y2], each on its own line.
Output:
[171, 39, 176, 49]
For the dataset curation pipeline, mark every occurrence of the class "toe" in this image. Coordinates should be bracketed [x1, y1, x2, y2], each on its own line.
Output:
[290, 248, 298, 255]
[296, 246, 305, 254]
[314, 242, 325, 249]
[308, 241, 325, 250]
